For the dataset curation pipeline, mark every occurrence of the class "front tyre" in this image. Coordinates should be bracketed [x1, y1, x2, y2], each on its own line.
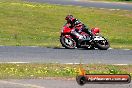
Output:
[60, 35, 76, 49]
[95, 38, 110, 50]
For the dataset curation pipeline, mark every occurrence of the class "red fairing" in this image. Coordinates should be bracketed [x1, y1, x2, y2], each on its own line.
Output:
[62, 26, 71, 33]
[91, 28, 100, 35]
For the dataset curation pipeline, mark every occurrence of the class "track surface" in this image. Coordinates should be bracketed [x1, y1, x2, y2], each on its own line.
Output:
[24, 0, 132, 10]
[0, 46, 131, 64]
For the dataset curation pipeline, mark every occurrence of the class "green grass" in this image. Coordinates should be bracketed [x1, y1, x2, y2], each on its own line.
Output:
[0, 0, 132, 49]
[0, 63, 131, 79]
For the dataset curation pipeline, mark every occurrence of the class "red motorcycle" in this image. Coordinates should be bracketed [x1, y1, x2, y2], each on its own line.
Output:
[60, 25, 110, 50]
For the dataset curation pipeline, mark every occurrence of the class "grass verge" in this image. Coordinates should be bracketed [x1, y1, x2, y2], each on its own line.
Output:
[0, 63, 131, 79]
[0, 0, 132, 49]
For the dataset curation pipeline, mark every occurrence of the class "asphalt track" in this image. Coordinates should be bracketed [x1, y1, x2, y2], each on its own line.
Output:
[0, 46, 132, 64]
[24, 0, 132, 10]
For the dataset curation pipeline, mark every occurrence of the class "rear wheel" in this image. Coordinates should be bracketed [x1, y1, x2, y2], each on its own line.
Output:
[60, 35, 76, 49]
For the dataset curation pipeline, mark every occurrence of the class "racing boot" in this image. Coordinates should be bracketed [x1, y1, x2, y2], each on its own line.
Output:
[78, 35, 84, 44]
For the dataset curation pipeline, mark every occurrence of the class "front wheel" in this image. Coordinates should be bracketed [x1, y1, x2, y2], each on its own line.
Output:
[60, 35, 76, 49]
[95, 38, 110, 50]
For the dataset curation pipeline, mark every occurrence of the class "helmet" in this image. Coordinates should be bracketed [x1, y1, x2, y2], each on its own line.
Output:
[65, 15, 73, 20]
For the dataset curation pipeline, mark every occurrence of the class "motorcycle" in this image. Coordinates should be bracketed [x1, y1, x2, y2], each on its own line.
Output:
[60, 24, 110, 50]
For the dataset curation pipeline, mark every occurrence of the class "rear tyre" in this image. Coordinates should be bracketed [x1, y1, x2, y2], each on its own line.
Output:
[60, 35, 76, 49]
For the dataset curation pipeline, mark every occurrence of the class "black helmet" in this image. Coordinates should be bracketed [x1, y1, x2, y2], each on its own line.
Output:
[65, 15, 73, 20]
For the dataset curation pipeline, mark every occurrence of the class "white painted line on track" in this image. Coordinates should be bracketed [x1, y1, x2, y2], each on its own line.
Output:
[109, 9, 120, 11]
[0, 62, 30, 64]
[26, 46, 39, 47]
[64, 63, 129, 65]
[112, 64, 129, 66]
[7, 62, 30, 64]
[0, 80, 45, 88]
[63, 63, 83, 65]
[123, 49, 131, 50]
[0, 62, 130, 66]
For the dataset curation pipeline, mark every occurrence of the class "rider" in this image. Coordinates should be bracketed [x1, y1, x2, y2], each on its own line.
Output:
[65, 14, 93, 42]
